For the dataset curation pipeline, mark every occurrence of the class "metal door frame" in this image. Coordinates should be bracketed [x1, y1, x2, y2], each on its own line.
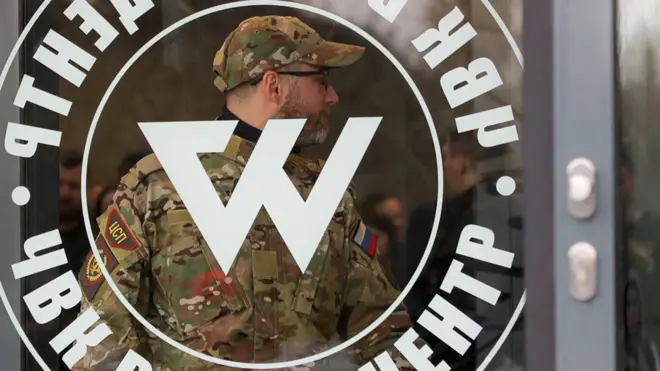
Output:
[0, 0, 62, 370]
[18, 0, 64, 368]
[0, 0, 23, 368]
[524, 0, 622, 369]
[0, 0, 626, 370]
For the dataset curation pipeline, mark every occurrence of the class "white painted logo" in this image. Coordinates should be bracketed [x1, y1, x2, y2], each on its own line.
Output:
[138, 117, 381, 273]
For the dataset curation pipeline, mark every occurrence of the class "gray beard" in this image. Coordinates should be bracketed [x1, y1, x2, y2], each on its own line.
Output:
[296, 126, 329, 147]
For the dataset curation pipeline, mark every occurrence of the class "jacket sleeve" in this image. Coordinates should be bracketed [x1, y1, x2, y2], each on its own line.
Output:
[337, 189, 427, 370]
[72, 182, 153, 370]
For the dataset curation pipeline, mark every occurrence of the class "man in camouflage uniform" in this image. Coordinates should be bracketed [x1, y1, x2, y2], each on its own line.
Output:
[73, 16, 421, 370]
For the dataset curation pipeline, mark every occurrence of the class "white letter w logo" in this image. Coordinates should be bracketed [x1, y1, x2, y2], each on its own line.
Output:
[138, 118, 381, 273]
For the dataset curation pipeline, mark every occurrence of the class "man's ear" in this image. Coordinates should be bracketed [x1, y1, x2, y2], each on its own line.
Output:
[261, 70, 286, 105]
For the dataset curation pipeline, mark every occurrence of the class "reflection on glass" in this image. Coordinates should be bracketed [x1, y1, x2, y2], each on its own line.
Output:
[404, 130, 524, 371]
[19, 0, 524, 369]
[625, 273, 660, 371]
[619, 0, 660, 370]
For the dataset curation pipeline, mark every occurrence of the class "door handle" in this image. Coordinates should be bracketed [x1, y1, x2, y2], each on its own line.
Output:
[567, 157, 597, 220]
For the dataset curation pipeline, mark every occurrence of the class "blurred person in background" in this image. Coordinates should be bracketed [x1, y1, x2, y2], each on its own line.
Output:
[406, 131, 494, 312]
[620, 147, 660, 370]
[360, 193, 406, 287]
[361, 193, 406, 235]
[405, 130, 511, 369]
[97, 186, 117, 214]
[59, 151, 94, 275]
[621, 149, 660, 286]
[59, 150, 101, 371]
[625, 272, 660, 371]
[90, 185, 118, 237]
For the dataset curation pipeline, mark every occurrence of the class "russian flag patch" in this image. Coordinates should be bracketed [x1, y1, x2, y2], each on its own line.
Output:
[353, 221, 378, 258]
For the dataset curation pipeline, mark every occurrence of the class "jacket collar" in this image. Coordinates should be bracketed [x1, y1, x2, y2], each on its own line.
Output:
[217, 106, 302, 154]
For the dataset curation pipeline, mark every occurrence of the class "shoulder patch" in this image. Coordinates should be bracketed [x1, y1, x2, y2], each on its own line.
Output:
[80, 236, 119, 301]
[352, 220, 378, 258]
[104, 208, 139, 251]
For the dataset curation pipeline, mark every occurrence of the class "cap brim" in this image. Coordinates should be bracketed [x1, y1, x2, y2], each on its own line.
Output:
[299, 40, 365, 68]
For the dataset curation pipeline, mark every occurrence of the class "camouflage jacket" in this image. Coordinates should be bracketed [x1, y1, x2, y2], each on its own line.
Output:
[73, 122, 417, 370]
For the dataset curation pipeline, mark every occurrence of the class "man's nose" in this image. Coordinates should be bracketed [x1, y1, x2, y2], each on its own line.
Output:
[325, 85, 339, 106]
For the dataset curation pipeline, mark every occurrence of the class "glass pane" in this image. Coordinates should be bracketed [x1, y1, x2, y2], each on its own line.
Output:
[7, 0, 524, 369]
[618, 1, 660, 371]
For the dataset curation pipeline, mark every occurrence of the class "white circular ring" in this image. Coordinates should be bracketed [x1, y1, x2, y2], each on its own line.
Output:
[0, 0, 528, 370]
[80, 1, 443, 369]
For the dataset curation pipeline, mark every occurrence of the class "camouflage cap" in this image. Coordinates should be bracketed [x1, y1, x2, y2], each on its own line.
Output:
[212, 15, 366, 92]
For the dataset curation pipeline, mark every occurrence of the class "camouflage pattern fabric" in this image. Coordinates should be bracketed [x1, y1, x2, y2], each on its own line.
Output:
[212, 16, 365, 92]
[72, 134, 422, 370]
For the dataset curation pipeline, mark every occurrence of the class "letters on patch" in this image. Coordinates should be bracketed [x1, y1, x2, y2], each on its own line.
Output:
[104, 207, 138, 251]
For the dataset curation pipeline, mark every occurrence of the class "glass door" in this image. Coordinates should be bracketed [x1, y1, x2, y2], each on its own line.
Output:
[617, 0, 660, 371]
[524, 0, 660, 370]
[523, 0, 621, 368]
[0, 0, 528, 370]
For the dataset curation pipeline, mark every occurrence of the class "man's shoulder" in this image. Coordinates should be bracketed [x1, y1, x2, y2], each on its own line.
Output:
[285, 155, 325, 176]
[283, 156, 371, 260]
[120, 153, 163, 189]
[120, 152, 244, 190]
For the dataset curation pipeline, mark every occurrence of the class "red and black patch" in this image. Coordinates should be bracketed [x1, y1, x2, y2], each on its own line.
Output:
[80, 236, 118, 301]
[104, 207, 138, 251]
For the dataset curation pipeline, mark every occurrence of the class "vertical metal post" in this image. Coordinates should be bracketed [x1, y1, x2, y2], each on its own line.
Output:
[523, 0, 556, 368]
[552, 0, 618, 369]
